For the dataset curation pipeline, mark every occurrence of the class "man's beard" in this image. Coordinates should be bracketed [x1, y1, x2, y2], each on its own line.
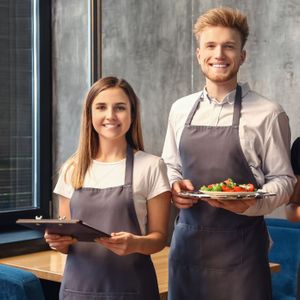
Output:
[201, 66, 239, 83]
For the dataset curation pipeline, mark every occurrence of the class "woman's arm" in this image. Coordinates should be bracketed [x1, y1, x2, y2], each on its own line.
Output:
[58, 195, 72, 220]
[286, 175, 300, 222]
[44, 196, 76, 253]
[97, 191, 171, 255]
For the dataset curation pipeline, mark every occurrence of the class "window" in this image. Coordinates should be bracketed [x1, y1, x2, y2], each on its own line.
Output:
[0, 0, 51, 231]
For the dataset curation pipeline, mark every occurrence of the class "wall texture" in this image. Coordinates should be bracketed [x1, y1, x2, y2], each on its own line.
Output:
[52, 0, 90, 173]
[52, 0, 90, 215]
[53, 0, 300, 218]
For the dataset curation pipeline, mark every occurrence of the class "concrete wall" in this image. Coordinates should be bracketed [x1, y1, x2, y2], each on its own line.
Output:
[51, 0, 90, 215]
[52, 0, 300, 218]
[52, 0, 90, 174]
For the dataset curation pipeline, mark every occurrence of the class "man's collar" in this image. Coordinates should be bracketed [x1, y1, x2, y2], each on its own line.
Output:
[201, 83, 250, 105]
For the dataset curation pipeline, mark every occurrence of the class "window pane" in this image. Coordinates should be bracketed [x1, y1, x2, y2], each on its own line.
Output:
[0, 0, 37, 212]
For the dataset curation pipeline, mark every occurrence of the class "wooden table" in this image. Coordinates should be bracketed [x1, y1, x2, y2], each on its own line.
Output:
[0, 247, 279, 300]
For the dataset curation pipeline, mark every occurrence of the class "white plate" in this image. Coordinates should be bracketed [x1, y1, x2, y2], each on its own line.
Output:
[178, 191, 275, 200]
[204, 191, 257, 197]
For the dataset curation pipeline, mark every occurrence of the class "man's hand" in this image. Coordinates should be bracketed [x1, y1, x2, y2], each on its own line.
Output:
[202, 198, 257, 213]
[172, 180, 197, 209]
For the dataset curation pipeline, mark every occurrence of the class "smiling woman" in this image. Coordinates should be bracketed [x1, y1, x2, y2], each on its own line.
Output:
[44, 76, 171, 300]
[91, 88, 132, 148]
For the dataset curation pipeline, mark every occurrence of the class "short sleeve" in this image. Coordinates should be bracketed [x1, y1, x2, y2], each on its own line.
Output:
[53, 163, 75, 199]
[146, 158, 171, 200]
[291, 138, 300, 175]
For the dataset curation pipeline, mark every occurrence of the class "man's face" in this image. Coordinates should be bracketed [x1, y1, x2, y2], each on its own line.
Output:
[196, 26, 246, 85]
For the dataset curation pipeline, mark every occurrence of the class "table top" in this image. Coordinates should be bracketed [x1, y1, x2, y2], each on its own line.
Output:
[0, 247, 280, 295]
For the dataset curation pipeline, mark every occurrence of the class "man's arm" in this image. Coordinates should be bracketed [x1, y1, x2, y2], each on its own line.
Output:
[161, 107, 183, 185]
[241, 112, 296, 216]
[162, 106, 198, 208]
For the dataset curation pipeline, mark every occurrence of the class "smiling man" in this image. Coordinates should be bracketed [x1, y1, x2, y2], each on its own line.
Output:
[162, 7, 296, 300]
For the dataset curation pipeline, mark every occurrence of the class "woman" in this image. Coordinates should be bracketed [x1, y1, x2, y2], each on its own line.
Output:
[45, 77, 171, 300]
[286, 137, 300, 222]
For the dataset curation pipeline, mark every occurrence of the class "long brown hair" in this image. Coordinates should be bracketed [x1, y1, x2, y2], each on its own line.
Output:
[65, 76, 144, 189]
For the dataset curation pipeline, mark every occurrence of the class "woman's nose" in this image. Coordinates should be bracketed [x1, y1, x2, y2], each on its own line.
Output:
[105, 107, 115, 119]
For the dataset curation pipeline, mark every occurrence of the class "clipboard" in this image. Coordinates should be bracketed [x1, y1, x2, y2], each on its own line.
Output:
[16, 219, 111, 242]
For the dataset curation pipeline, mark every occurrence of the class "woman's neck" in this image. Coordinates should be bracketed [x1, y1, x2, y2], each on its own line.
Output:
[95, 141, 127, 162]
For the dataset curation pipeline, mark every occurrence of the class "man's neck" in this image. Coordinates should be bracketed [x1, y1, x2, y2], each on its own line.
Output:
[205, 79, 238, 102]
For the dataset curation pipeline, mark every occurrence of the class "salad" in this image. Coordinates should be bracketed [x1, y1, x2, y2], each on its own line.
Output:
[200, 178, 256, 193]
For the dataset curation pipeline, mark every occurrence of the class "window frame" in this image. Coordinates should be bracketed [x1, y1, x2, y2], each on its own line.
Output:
[0, 0, 52, 230]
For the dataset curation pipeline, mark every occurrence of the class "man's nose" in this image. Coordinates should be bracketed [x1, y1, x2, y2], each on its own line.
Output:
[214, 46, 225, 58]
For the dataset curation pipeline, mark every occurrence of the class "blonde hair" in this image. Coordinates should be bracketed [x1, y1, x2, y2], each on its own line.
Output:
[65, 76, 144, 189]
[194, 7, 249, 48]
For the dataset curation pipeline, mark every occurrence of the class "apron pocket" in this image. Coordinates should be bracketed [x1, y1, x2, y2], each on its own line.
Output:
[200, 228, 244, 270]
[170, 223, 244, 270]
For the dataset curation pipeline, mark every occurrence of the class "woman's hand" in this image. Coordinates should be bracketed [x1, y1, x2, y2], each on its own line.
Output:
[44, 230, 77, 254]
[172, 180, 197, 209]
[95, 232, 138, 256]
[96, 191, 171, 256]
[286, 203, 300, 222]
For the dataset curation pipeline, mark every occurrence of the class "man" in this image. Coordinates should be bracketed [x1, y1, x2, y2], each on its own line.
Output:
[162, 7, 296, 300]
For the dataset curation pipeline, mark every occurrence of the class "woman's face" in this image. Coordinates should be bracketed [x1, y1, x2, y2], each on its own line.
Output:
[91, 87, 132, 145]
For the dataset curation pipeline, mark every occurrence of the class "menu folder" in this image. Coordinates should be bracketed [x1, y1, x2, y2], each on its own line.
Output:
[16, 219, 111, 242]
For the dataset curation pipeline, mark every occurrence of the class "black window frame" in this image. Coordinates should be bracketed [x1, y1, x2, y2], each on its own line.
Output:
[0, 0, 52, 249]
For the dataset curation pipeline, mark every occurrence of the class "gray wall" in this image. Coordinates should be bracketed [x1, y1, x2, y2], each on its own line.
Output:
[52, 0, 300, 218]
[52, 0, 90, 215]
[52, 0, 90, 172]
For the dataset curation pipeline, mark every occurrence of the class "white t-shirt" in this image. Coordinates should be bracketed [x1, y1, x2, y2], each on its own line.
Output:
[54, 151, 170, 235]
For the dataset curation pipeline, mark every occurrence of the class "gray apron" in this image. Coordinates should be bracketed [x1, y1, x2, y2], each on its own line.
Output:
[60, 147, 160, 300]
[168, 85, 272, 300]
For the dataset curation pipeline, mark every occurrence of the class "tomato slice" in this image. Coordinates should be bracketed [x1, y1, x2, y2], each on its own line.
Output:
[246, 184, 255, 192]
[233, 186, 247, 192]
[222, 185, 232, 192]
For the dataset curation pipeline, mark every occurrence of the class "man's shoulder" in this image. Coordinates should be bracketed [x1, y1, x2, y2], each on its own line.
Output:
[244, 84, 285, 115]
[171, 91, 201, 111]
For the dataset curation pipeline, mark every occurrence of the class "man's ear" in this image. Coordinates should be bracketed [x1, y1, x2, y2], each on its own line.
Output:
[196, 48, 201, 65]
[240, 49, 246, 65]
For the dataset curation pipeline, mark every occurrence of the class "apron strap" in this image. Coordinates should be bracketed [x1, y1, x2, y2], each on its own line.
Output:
[232, 84, 242, 128]
[124, 146, 134, 186]
[185, 96, 202, 126]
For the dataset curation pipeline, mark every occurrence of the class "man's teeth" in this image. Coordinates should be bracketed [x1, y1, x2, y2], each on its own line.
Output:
[212, 64, 227, 68]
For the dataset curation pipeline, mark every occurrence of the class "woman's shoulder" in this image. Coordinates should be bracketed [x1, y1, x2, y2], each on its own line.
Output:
[134, 151, 164, 165]
[134, 151, 167, 173]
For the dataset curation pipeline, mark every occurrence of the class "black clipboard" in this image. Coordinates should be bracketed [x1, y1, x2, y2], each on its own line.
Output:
[16, 219, 111, 242]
